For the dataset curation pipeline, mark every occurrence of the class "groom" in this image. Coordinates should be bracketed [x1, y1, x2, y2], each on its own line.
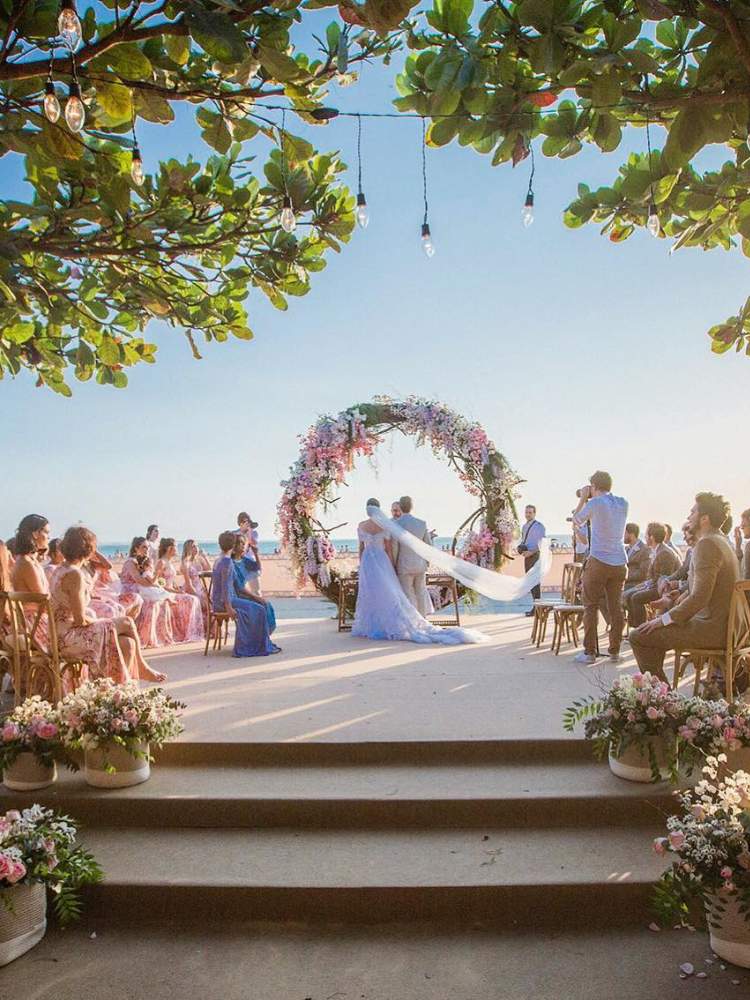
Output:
[394, 495, 433, 616]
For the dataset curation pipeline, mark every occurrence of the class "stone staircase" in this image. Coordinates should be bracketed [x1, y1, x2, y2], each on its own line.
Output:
[0, 738, 672, 929]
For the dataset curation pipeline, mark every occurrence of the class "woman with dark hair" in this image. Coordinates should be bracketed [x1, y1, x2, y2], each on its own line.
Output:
[120, 537, 174, 647]
[11, 514, 50, 596]
[155, 538, 203, 643]
[181, 540, 208, 622]
[52, 526, 165, 685]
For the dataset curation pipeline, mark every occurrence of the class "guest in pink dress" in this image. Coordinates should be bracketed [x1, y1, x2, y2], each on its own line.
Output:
[43, 538, 65, 586]
[181, 539, 208, 620]
[52, 527, 165, 684]
[120, 537, 175, 648]
[155, 539, 204, 642]
[86, 550, 143, 621]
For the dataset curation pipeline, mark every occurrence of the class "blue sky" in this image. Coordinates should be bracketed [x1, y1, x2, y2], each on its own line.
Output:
[2, 13, 748, 543]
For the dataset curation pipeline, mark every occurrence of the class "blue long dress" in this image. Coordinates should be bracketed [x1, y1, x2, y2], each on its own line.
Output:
[233, 556, 276, 633]
[211, 555, 280, 657]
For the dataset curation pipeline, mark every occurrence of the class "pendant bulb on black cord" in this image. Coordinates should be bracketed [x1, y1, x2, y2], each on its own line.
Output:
[522, 145, 535, 228]
[58, 0, 82, 51]
[279, 109, 296, 234]
[420, 119, 434, 258]
[355, 114, 369, 229]
[645, 99, 660, 238]
[130, 106, 144, 186]
[64, 56, 85, 132]
[43, 45, 60, 123]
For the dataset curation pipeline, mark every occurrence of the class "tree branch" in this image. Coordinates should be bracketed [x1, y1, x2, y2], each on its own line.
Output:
[702, 0, 750, 78]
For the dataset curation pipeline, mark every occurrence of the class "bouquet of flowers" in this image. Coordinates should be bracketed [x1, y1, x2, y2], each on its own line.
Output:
[457, 526, 500, 568]
[0, 805, 102, 925]
[0, 698, 74, 772]
[59, 679, 185, 761]
[564, 673, 685, 781]
[678, 698, 750, 768]
[653, 758, 750, 930]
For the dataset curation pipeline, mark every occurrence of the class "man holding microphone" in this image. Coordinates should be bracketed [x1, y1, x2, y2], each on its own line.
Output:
[572, 471, 629, 664]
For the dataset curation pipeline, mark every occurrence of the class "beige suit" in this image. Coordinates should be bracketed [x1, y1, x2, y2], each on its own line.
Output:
[395, 514, 432, 616]
[629, 532, 739, 677]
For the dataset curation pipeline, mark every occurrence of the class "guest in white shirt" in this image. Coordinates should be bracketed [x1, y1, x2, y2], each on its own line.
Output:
[145, 524, 160, 567]
[517, 505, 546, 615]
[572, 471, 629, 664]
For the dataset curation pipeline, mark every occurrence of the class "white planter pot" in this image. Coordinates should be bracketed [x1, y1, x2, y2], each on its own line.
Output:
[707, 892, 750, 968]
[608, 737, 671, 783]
[84, 740, 150, 788]
[0, 882, 47, 967]
[2, 753, 57, 791]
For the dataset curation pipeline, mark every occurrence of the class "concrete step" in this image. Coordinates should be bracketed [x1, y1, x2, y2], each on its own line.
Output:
[80, 824, 666, 926]
[3, 921, 745, 1000]
[0, 758, 675, 829]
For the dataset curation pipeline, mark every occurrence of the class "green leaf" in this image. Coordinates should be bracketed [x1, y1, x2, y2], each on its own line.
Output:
[165, 34, 191, 66]
[96, 82, 133, 125]
[186, 5, 249, 64]
[105, 43, 153, 80]
[257, 43, 302, 82]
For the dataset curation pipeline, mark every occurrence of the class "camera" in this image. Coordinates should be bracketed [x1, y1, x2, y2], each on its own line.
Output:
[517, 543, 529, 554]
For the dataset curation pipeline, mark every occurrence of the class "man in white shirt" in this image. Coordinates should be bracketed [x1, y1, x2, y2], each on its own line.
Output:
[571, 470, 629, 664]
[517, 505, 546, 615]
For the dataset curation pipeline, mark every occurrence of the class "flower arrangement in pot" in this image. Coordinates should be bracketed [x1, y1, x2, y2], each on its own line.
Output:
[59, 679, 185, 789]
[653, 758, 750, 967]
[0, 804, 102, 966]
[678, 698, 750, 778]
[1, 698, 76, 792]
[564, 672, 684, 782]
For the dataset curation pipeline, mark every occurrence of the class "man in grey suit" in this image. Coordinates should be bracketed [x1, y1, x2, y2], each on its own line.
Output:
[394, 495, 433, 616]
[629, 492, 738, 680]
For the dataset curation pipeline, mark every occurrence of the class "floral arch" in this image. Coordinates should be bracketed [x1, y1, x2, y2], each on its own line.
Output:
[277, 396, 522, 601]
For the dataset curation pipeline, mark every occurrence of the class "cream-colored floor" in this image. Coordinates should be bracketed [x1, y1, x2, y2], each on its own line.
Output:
[148, 610, 635, 743]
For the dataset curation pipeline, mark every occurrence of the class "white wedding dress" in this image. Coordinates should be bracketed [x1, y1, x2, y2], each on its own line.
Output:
[351, 527, 485, 645]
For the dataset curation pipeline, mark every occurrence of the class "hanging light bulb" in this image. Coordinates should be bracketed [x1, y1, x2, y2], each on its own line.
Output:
[647, 201, 660, 238]
[280, 194, 296, 234]
[64, 81, 85, 132]
[356, 192, 369, 229]
[131, 144, 144, 186]
[43, 80, 60, 123]
[522, 190, 535, 228]
[58, 0, 82, 50]
[421, 222, 435, 258]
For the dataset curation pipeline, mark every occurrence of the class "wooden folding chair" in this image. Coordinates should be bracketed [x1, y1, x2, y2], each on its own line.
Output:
[531, 563, 579, 646]
[5, 592, 85, 704]
[551, 564, 586, 655]
[199, 572, 231, 655]
[337, 573, 358, 632]
[426, 573, 461, 627]
[672, 580, 750, 698]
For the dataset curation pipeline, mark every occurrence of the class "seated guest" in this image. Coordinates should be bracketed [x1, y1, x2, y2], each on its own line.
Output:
[44, 538, 65, 585]
[86, 549, 143, 621]
[212, 531, 280, 658]
[623, 523, 681, 627]
[120, 537, 175, 648]
[11, 514, 50, 596]
[231, 534, 276, 634]
[0, 540, 11, 631]
[181, 539, 208, 615]
[5, 537, 16, 570]
[664, 523, 681, 562]
[624, 523, 650, 590]
[734, 508, 750, 580]
[145, 525, 160, 567]
[52, 526, 165, 685]
[630, 493, 738, 681]
[237, 513, 261, 594]
[154, 538, 204, 642]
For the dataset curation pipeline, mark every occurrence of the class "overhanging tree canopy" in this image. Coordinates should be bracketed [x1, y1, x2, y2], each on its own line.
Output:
[2, 0, 750, 394]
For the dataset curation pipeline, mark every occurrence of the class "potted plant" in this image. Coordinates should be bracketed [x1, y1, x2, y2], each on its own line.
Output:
[653, 758, 750, 967]
[59, 679, 184, 789]
[0, 804, 101, 966]
[678, 698, 750, 778]
[564, 672, 684, 782]
[1, 698, 74, 791]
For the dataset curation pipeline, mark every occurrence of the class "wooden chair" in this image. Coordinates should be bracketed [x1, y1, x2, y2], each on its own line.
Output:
[337, 573, 358, 632]
[4, 592, 85, 704]
[551, 564, 586, 655]
[199, 572, 231, 655]
[531, 563, 579, 647]
[671, 580, 750, 698]
[426, 573, 461, 627]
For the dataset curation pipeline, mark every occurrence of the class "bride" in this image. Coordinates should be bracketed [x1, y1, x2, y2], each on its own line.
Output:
[351, 499, 485, 645]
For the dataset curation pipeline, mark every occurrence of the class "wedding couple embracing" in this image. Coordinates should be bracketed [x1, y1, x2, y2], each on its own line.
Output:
[351, 496, 484, 646]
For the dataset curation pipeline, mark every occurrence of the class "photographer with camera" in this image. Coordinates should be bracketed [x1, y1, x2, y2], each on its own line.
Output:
[571, 471, 629, 665]
[517, 505, 546, 616]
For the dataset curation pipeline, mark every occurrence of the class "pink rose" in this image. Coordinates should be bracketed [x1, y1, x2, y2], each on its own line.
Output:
[1, 722, 19, 742]
[5, 810, 20, 823]
[646, 707, 660, 721]
[0, 854, 13, 880]
[720, 866, 733, 880]
[690, 804, 706, 820]
[7, 861, 26, 885]
[37, 722, 58, 740]
[668, 831, 685, 850]
[653, 838, 667, 855]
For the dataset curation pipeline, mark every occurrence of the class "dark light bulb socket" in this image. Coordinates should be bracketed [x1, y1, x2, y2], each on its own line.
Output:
[357, 192, 367, 208]
[132, 145, 142, 164]
[68, 80, 81, 99]
[60, 0, 77, 10]
[648, 201, 657, 217]
[45, 80, 56, 97]
[421, 223, 431, 239]
[282, 194, 292, 210]
[310, 107, 339, 121]
[524, 191, 534, 209]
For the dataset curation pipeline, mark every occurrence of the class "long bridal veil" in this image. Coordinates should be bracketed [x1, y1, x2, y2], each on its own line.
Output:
[366, 505, 551, 602]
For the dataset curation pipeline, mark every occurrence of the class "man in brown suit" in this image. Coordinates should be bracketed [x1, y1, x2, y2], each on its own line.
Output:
[629, 493, 738, 679]
[624, 522, 681, 627]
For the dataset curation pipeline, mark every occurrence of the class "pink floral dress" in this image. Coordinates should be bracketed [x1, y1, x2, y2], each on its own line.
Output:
[120, 558, 175, 648]
[156, 559, 204, 642]
[88, 567, 144, 621]
[182, 559, 208, 623]
[50, 567, 127, 685]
